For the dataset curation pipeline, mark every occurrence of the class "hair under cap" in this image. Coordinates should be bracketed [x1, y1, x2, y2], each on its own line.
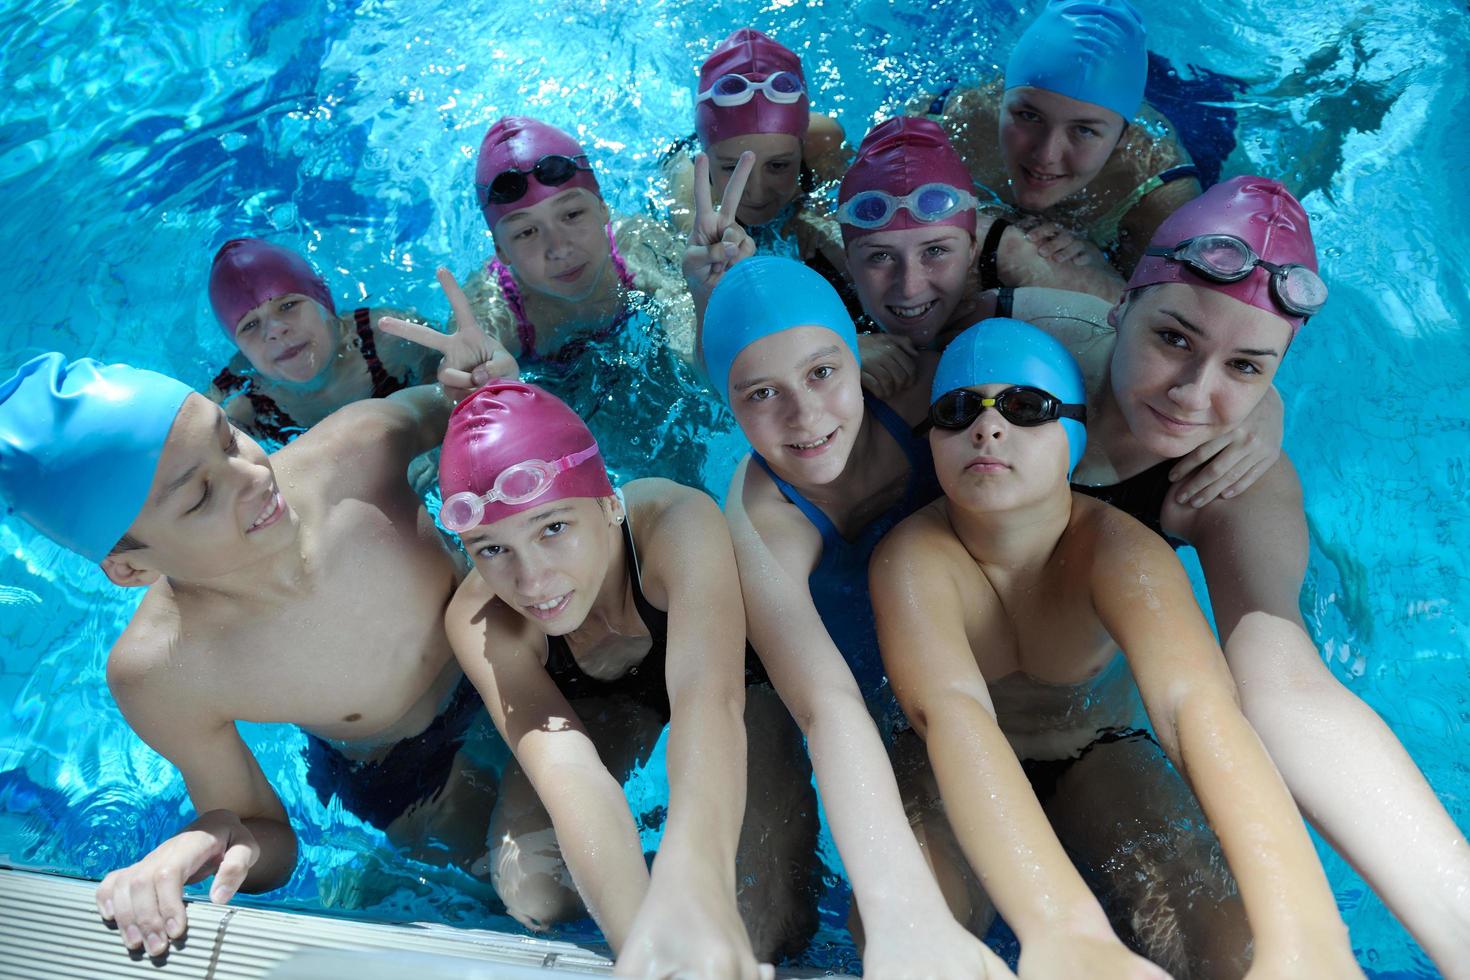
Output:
[0, 353, 195, 562]
[702, 255, 860, 403]
[1005, 0, 1148, 123]
[932, 318, 1088, 477]
[209, 238, 336, 338]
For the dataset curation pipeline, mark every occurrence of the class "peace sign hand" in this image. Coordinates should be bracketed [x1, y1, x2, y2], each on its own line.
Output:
[379, 267, 518, 403]
[682, 151, 757, 302]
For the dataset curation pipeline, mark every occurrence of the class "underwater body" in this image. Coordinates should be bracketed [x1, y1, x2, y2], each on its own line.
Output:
[1, 0, 1467, 975]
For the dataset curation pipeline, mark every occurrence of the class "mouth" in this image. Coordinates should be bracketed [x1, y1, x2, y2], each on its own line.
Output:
[551, 264, 588, 284]
[785, 429, 838, 458]
[886, 299, 939, 323]
[1019, 165, 1068, 188]
[1146, 404, 1206, 433]
[273, 343, 308, 364]
[523, 592, 573, 621]
[247, 490, 286, 533]
[965, 456, 1011, 473]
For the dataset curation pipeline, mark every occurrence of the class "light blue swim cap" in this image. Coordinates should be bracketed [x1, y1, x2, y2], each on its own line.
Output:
[703, 256, 860, 402]
[0, 353, 194, 562]
[932, 318, 1088, 477]
[1005, 0, 1148, 123]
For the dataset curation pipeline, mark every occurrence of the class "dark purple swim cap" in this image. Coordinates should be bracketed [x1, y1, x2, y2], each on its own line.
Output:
[208, 238, 336, 338]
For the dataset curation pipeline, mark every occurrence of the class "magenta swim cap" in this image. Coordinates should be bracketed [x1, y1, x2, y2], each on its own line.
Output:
[837, 118, 977, 246]
[439, 380, 613, 530]
[208, 239, 336, 338]
[474, 116, 603, 233]
[695, 29, 810, 148]
[1128, 176, 1319, 335]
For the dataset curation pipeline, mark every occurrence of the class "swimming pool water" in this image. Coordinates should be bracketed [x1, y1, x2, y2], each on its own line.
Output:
[2, 0, 1467, 975]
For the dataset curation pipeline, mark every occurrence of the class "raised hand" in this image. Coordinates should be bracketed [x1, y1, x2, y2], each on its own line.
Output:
[682, 151, 757, 301]
[378, 267, 518, 402]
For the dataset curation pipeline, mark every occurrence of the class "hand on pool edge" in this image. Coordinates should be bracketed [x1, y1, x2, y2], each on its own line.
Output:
[378, 267, 519, 402]
[611, 869, 771, 980]
[95, 809, 260, 959]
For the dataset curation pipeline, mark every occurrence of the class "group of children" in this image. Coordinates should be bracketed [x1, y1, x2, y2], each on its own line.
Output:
[2, 0, 1468, 977]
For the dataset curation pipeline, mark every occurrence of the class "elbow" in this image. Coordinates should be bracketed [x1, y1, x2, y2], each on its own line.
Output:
[794, 683, 872, 741]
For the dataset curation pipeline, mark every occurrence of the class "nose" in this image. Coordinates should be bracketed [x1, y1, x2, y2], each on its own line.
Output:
[786, 386, 824, 430]
[543, 222, 574, 259]
[514, 551, 557, 598]
[1036, 127, 1067, 167]
[896, 257, 926, 301]
[263, 311, 290, 341]
[969, 406, 1007, 444]
[742, 169, 769, 206]
[1166, 361, 1213, 413]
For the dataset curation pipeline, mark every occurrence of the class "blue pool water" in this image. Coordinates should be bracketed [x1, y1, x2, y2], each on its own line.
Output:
[1, 0, 1467, 975]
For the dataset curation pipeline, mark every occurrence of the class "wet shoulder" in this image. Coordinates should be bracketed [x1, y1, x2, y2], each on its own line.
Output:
[1068, 490, 1177, 581]
[446, 568, 545, 666]
[734, 455, 825, 555]
[107, 583, 201, 695]
[1094, 100, 1193, 200]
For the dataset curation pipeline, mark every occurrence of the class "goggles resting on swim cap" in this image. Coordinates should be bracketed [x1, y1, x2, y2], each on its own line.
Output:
[696, 71, 805, 107]
[441, 443, 602, 534]
[836, 183, 979, 231]
[477, 154, 594, 209]
[1144, 234, 1327, 320]
[921, 386, 1087, 434]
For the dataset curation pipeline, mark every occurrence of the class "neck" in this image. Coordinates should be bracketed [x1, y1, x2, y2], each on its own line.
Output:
[945, 484, 1072, 574]
[519, 253, 623, 333]
[581, 519, 632, 630]
[171, 536, 312, 607]
[1081, 366, 1166, 479]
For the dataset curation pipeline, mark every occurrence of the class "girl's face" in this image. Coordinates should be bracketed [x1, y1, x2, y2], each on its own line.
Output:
[460, 495, 622, 635]
[494, 188, 612, 301]
[929, 383, 1072, 514]
[998, 86, 1127, 211]
[847, 224, 978, 345]
[233, 293, 338, 384]
[709, 132, 803, 227]
[727, 326, 865, 488]
[1108, 283, 1291, 458]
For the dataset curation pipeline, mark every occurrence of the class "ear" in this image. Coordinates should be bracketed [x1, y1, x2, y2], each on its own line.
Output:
[100, 553, 163, 589]
[597, 198, 611, 225]
[1106, 293, 1130, 329]
[492, 236, 509, 265]
[600, 493, 625, 526]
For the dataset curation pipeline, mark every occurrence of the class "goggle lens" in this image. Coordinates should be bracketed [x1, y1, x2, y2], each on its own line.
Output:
[837, 183, 976, 230]
[928, 386, 1083, 430]
[1280, 264, 1328, 314]
[1147, 234, 1328, 319]
[713, 75, 748, 98]
[483, 154, 590, 207]
[915, 185, 962, 218]
[768, 71, 803, 95]
[440, 495, 482, 533]
[496, 464, 549, 503]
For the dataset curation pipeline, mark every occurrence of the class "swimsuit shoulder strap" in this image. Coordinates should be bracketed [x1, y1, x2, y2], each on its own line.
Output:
[212, 365, 298, 443]
[620, 510, 668, 641]
[607, 222, 636, 291]
[978, 217, 1011, 291]
[352, 307, 407, 396]
[488, 257, 537, 356]
[751, 453, 842, 547]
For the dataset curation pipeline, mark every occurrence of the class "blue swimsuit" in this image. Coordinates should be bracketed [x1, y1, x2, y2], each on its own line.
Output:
[752, 397, 942, 711]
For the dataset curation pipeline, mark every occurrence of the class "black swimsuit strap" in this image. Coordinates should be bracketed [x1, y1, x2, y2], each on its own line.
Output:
[353, 307, 408, 397]
[995, 286, 1016, 319]
[978, 217, 1011, 291]
[212, 366, 298, 444]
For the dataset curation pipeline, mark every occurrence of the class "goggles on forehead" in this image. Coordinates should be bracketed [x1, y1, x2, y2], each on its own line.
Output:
[918, 386, 1087, 434]
[1145, 234, 1328, 319]
[476, 154, 593, 209]
[696, 71, 805, 107]
[440, 443, 602, 534]
[835, 183, 979, 230]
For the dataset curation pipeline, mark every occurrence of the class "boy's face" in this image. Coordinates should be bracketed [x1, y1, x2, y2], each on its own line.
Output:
[493, 188, 613, 302]
[847, 224, 978, 346]
[460, 495, 620, 635]
[232, 293, 338, 384]
[1109, 284, 1289, 459]
[104, 395, 297, 585]
[727, 326, 865, 488]
[929, 383, 1072, 513]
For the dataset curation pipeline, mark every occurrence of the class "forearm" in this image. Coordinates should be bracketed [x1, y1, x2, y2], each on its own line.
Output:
[176, 807, 296, 894]
[803, 691, 953, 923]
[1227, 614, 1470, 970]
[385, 383, 454, 455]
[925, 701, 1110, 945]
[654, 683, 746, 898]
[1171, 686, 1347, 956]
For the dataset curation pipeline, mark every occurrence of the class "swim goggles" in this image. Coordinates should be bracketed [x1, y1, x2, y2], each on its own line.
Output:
[919, 386, 1087, 433]
[477, 154, 593, 208]
[1144, 234, 1328, 319]
[835, 183, 979, 230]
[696, 71, 805, 107]
[440, 443, 602, 533]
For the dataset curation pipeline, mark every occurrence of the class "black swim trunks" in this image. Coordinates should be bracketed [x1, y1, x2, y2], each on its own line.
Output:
[1021, 727, 1158, 804]
[304, 674, 484, 831]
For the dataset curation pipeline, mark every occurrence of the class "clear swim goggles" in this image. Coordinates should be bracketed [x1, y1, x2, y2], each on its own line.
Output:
[476, 154, 593, 208]
[696, 71, 805, 107]
[1144, 234, 1328, 319]
[919, 386, 1087, 434]
[440, 443, 602, 533]
[835, 183, 979, 230]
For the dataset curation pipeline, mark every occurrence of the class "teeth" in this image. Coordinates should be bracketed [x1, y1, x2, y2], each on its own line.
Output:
[790, 435, 830, 450]
[889, 301, 936, 319]
[249, 493, 279, 530]
[531, 596, 565, 611]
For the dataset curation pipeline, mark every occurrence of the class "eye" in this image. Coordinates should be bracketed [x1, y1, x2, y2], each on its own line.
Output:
[864, 250, 893, 265]
[225, 429, 241, 456]
[1228, 358, 1263, 376]
[476, 543, 505, 559]
[746, 386, 777, 402]
[1074, 126, 1098, 139]
[542, 520, 568, 538]
[767, 160, 792, 173]
[188, 481, 211, 515]
[1155, 329, 1189, 350]
[514, 226, 536, 241]
[238, 318, 259, 335]
[279, 299, 298, 311]
[565, 209, 585, 222]
[924, 244, 952, 259]
[810, 364, 836, 382]
[1015, 109, 1042, 124]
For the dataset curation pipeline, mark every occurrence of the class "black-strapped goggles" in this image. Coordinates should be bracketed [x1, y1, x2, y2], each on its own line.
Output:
[918, 386, 1087, 435]
[1145, 234, 1328, 319]
[476, 154, 593, 208]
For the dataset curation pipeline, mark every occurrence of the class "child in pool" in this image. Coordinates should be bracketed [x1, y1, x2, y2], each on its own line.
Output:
[664, 29, 852, 304]
[916, 0, 1200, 283]
[0, 272, 511, 961]
[703, 255, 1014, 978]
[1059, 176, 1470, 976]
[436, 380, 816, 975]
[460, 116, 696, 366]
[871, 318, 1362, 978]
[207, 238, 461, 444]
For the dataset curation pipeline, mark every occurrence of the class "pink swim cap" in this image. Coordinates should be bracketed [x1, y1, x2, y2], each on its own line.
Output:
[475, 116, 603, 233]
[439, 380, 614, 530]
[836, 117, 978, 246]
[208, 238, 336, 338]
[1128, 176, 1320, 335]
[695, 29, 810, 148]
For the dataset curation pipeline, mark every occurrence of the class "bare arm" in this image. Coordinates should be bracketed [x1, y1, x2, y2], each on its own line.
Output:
[1112, 176, 1202, 275]
[445, 579, 650, 948]
[802, 112, 851, 186]
[1090, 505, 1360, 975]
[1181, 457, 1470, 977]
[728, 463, 1002, 978]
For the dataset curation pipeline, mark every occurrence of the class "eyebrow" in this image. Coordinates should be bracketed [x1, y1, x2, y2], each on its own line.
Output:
[731, 344, 842, 391]
[1013, 97, 1109, 127]
[1160, 308, 1280, 358]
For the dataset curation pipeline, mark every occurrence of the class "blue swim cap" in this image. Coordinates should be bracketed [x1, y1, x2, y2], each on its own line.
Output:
[932, 319, 1088, 476]
[703, 256, 860, 402]
[1005, 0, 1148, 123]
[0, 353, 194, 562]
